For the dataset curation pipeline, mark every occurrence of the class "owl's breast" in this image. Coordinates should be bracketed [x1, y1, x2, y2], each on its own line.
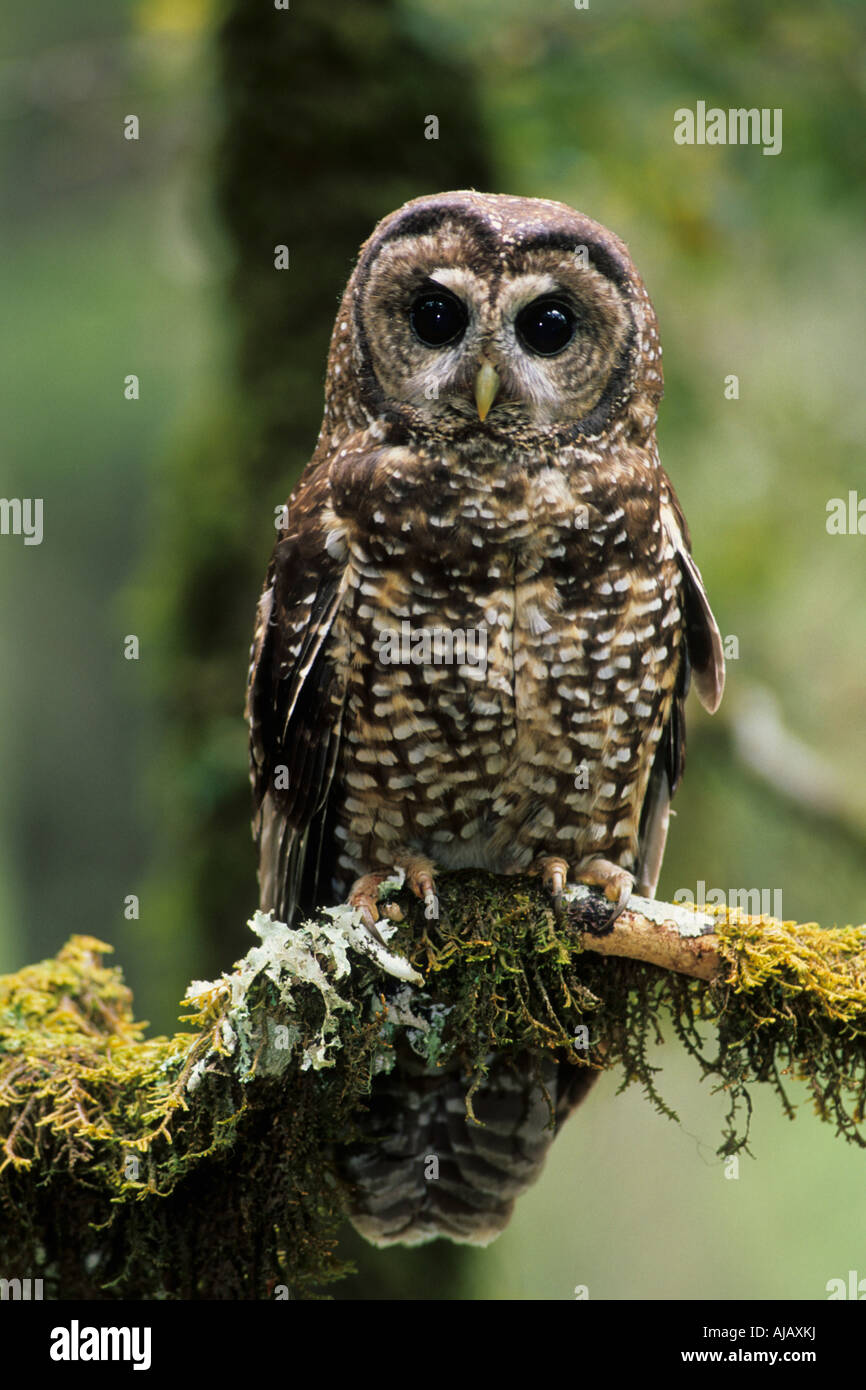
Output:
[327, 496, 683, 893]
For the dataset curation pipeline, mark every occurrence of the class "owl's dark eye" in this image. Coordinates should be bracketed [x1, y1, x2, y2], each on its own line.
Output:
[515, 298, 577, 357]
[410, 290, 467, 348]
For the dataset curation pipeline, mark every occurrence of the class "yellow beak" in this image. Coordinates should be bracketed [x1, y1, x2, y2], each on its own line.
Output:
[474, 362, 501, 421]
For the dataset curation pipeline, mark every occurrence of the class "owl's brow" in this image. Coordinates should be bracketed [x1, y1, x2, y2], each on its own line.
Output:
[373, 205, 502, 260]
[416, 274, 457, 293]
[511, 231, 632, 294]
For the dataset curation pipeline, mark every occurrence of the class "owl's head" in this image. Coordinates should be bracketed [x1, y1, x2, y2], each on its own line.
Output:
[324, 191, 663, 449]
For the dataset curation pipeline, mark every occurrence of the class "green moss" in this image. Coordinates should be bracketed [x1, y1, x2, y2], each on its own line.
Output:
[379, 875, 866, 1152]
[1, 879, 864, 1298]
[0, 924, 385, 1298]
[709, 911, 866, 1150]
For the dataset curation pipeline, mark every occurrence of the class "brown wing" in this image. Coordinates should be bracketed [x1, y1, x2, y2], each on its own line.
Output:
[246, 469, 349, 924]
[635, 490, 725, 896]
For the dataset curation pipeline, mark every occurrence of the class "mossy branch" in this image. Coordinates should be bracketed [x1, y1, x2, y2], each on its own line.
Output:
[1, 872, 864, 1299]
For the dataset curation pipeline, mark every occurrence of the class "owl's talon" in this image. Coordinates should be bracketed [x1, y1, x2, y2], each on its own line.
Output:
[346, 874, 389, 945]
[549, 867, 565, 896]
[575, 858, 635, 935]
[528, 856, 568, 921]
[529, 857, 567, 894]
[390, 853, 440, 922]
[529, 855, 634, 934]
[358, 905, 387, 946]
[347, 857, 440, 937]
[613, 879, 633, 917]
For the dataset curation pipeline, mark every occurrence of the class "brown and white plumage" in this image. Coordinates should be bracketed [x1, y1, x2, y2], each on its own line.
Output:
[246, 191, 724, 1245]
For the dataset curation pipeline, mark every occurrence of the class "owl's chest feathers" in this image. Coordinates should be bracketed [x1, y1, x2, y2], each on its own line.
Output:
[330, 430, 657, 564]
[329, 479, 681, 874]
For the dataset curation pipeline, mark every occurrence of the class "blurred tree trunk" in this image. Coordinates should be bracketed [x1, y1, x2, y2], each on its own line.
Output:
[145, 0, 494, 1298]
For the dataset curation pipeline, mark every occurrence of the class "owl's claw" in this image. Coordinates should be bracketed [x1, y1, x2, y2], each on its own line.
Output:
[347, 854, 440, 939]
[529, 854, 634, 936]
[346, 874, 389, 945]
[529, 855, 570, 921]
[396, 853, 440, 923]
[575, 857, 635, 935]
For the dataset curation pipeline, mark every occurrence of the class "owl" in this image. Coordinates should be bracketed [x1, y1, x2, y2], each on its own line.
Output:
[247, 191, 724, 1246]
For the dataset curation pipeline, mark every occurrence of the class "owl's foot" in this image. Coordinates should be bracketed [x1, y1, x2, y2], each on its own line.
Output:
[528, 855, 571, 919]
[575, 857, 634, 935]
[395, 852, 440, 924]
[347, 854, 440, 941]
[529, 854, 633, 936]
[346, 874, 390, 944]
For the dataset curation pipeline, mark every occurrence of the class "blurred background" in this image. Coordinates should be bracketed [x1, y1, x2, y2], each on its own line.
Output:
[1, 0, 864, 1299]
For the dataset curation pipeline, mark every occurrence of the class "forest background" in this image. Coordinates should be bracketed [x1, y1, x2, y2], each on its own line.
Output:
[1, 0, 864, 1299]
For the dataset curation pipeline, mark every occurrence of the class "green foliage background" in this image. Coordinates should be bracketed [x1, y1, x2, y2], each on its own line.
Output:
[1, 0, 864, 1298]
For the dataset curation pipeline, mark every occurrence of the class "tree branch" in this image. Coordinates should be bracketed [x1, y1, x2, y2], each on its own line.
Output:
[1, 873, 864, 1298]
[561, 887, 723, 979]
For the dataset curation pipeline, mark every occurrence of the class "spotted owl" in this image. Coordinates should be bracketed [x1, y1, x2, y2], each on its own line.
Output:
[247, 191, 724, 1246]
